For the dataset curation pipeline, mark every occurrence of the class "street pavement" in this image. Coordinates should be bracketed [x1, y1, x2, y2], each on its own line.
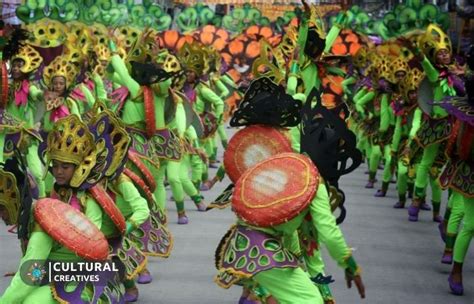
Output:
[1, 142, 474, 303]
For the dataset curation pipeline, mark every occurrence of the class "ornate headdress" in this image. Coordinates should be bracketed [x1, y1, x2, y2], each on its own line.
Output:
[251, 40, 285, 85]
[26, 19, 65, 48]
[279, 25, 298, 59]
[308, 5, 327, 40]
[399, 68, 425, 102]
[43, 54, 79, 89]
[10, 44, 42, 74]
[418, 24, 452, 62]
[46, 115, 97, 188]
[178, 42, 207, 76]
[389, 56, 409, 83]
[230, 77, 302, 127]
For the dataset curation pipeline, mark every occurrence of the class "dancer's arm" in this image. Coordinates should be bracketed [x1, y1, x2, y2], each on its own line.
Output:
[115, 175, 150, 234]
[0, 229, 53, 303]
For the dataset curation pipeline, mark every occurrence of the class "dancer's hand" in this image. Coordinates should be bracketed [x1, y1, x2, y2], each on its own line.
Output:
[345, 270, 365, 299]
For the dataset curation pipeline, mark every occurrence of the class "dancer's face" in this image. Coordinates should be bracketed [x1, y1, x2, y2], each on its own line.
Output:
[11, 59, 26, 80]
[436, 49, 451, 65]
[52, 160, 76, 186]
[52, 76, 67, 95]
[408, 91, 418, 104]
[186, 70, 197, 83]
[395, 71, 406, 83]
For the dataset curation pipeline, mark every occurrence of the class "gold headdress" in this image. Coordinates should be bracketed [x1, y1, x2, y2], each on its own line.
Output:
[0, 169, 20, 225]
[389, 57, 409, 83]
[418, 24, 452, 62]
[117, 26, 142, 51]
[279, 26, 298, 59]
[10, 44, 43, 74]
[43, 54, 79, 89]
[160, 52, 182, 74]
[203, 46, 221, 74]
[400, 68, 425, 101]
[46, 115, 97, 188]
[252, 40, 285, 84]
[309, 5, 327, 40]
[26, 18, 65, 48]
[353, 47, 368, 70]
[178, 42, 207, 76]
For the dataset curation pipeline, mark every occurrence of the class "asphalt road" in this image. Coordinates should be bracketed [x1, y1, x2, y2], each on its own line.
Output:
[1, 141, 473, 304]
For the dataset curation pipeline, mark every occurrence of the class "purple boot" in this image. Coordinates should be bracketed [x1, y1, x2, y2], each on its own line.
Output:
[178, 213, 189, 225]
[408, 205, 420, 222]
[433, 215, 443, 223]
[448, 275, 463, 295]
[420, 202, 432, 211]
[374, 190, 386, 197]
[441, 252, 453, 265]
[393, 201, 405, 209]
[124, 287, 139, 302]
[137, 270, 153, 284]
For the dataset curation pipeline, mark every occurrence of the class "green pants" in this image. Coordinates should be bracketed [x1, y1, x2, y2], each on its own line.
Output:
[254, 268, 323, 304]
[447, 192, 465, 235]
[369, 144, 381, 174]
[397, 160, 408, 195]
[453, 194, 474, 263]
[155, 160, 185, 212]
[180, 154, 199, 198]
[414, 143, 439, 196]
[381, 145, 393, 183]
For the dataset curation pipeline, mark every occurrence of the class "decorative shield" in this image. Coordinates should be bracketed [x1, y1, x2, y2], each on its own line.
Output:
[34, 198, 109, 261]
[89, 185, 126, 235]
[417, 77, 434, 115]
[232, 153, 319, 227]
[224, 125, 293, 183]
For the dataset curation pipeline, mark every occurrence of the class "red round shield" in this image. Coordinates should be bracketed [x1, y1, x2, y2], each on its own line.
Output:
[89, 185, 127, 235]
[34, 198, 109, 261]
[232, 153, 319, 227]
[224, 125, 293, 183]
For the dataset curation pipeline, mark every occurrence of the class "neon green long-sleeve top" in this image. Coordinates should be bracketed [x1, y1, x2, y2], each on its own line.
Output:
[240, 183, 355, 271]
[194, 82, 224, 119]
[7, 82, 43, 128]
[420, 56, 452, 118]
[110, 54, 171, 130]
[101, 175, 150, 238]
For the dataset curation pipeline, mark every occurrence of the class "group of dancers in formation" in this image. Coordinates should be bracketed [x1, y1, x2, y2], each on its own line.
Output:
[0, 0, 473, 302]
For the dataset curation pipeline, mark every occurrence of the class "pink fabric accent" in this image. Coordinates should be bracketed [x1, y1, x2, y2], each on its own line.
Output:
[69, 195, 81, 211]
[70, 87, 86, 101]
[51, 192, 81, 211]
[110, 86, 129, 112]
[14, 80, 29, 107]
[50, 105, 70, 122]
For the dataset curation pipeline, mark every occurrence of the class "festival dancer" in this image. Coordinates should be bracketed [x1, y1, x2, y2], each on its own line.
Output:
[400, 25, 462, 222]
[107, 34, 204, 224]
[0, 115, 123, 303]
[374, 56, 409, 197]
[441, 45, 474, 295]
[392, 67, 424, 209]
[215, 90, 365, 304]
[4, 31, 46, 198]
[178, 42, 225, 192]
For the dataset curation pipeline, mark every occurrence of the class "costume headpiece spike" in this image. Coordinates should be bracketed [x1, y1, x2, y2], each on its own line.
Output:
[418, 24, 452, 62]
